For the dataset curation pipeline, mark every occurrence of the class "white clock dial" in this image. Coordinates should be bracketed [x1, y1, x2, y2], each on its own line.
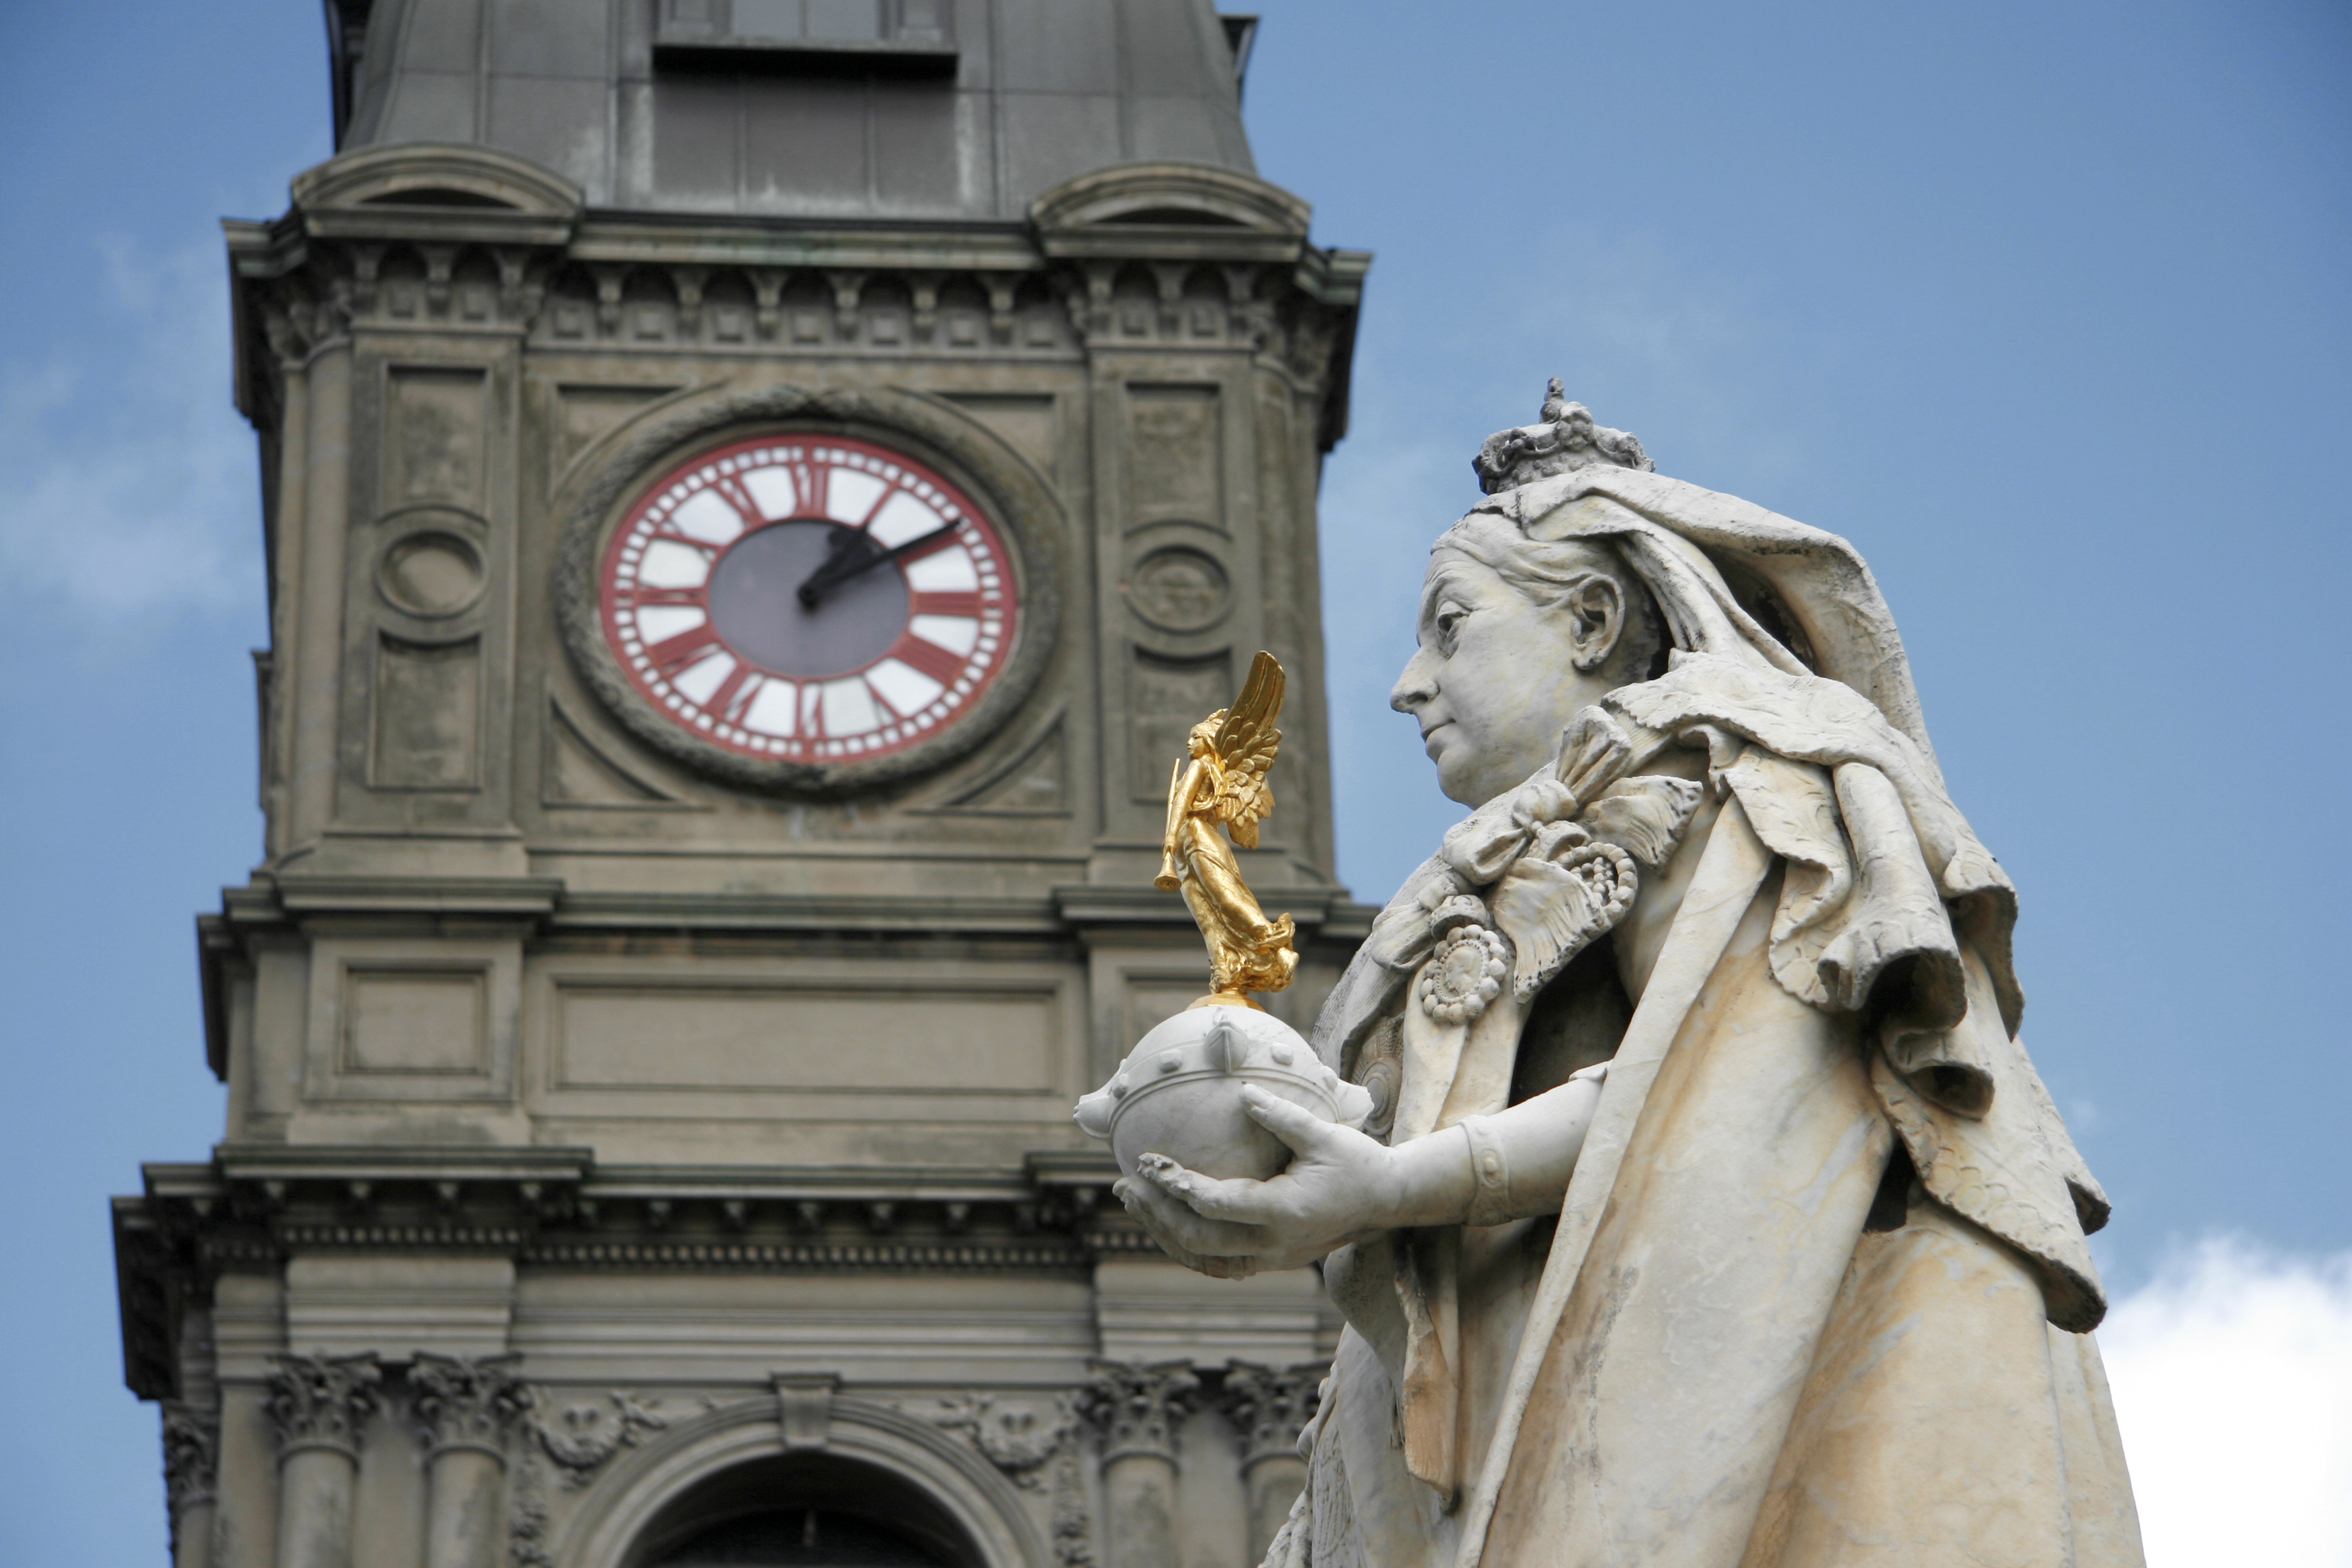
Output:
[597, 435, 1017, 764]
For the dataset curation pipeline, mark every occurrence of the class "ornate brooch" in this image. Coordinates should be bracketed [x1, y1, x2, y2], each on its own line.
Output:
[1416, 917, 1510, 1026]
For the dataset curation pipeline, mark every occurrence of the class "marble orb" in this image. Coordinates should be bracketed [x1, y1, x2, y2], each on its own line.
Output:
[1073, 1005, 1374, 1183]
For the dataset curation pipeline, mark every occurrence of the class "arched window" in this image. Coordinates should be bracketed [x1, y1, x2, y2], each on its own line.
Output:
[654, 1507, 947, 1566]
[630, 1453, 980, 1568]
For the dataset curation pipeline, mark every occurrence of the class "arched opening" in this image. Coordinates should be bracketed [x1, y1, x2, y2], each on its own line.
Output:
[627, 1453, 981, 1568]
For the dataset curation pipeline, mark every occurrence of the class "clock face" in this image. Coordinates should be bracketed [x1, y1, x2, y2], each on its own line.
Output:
[597, 434, 1017, 764]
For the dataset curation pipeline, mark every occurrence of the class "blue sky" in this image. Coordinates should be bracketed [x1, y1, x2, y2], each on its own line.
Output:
[1, 3, 2346, 1565]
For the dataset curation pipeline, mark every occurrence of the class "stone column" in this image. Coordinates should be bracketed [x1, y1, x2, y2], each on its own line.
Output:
[254, 307, 307, 863]
[1079, 1360, 1199, 1568]
[264, 1353, 381, 1568]
[161, 1398, 220, 1568]
[286, 328, 350, 852]
[1218, 1361, 1328, 1565]
[409, 1353, 534, 1568]
[164, 1303, 224, 1568]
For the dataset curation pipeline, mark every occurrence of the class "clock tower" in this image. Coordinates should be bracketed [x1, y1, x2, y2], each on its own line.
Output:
[111, 5, 1370, 1568]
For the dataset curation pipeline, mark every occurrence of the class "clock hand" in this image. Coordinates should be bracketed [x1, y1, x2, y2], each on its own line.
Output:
[796, 521, 961, 609]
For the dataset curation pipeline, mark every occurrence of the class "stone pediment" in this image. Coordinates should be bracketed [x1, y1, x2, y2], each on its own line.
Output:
[1030, 162, 1313, 263]
[289, 143, 583, 245]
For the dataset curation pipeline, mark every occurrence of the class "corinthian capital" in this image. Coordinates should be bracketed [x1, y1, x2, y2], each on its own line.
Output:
[160, 1398, 219, 1512]
[1077, 1359, 1200, 1462]
[265, 1353, 383, 1456]
[409, 1353, 533, 1455]
[1218, 1361, 1327, 1466]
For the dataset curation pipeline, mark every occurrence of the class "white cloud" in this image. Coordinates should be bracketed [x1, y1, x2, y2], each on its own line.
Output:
[0, 236, 260, 618]
[2102, 1236, 2352, 1567]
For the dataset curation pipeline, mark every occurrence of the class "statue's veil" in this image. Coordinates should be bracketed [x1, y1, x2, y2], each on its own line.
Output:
[1461, 464, 1950, 793]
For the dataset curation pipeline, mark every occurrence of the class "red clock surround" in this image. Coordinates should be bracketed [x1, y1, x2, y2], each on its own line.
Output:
[596, 434, 1018, 766]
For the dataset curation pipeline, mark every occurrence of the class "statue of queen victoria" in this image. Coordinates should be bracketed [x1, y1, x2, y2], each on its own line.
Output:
[1116, 385, 2144, 1568]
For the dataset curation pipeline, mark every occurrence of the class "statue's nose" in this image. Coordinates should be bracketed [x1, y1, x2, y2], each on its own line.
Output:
[1390, 653, 1436, 713]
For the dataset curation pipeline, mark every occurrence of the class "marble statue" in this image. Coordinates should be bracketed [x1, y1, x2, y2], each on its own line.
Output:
[1111, 384, 2144, 1568]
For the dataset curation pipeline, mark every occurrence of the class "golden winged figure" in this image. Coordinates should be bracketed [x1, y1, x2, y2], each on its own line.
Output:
[1156, 650, 1299, 1005]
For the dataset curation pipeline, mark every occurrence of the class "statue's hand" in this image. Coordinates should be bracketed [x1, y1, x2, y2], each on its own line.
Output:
[1114, 1087, 1422, 1275]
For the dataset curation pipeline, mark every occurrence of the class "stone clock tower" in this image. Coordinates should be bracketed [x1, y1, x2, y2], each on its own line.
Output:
[111, 5, 1369, 1567]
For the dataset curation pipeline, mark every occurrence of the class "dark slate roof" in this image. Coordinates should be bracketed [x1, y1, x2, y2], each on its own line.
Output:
[328, 0, 1261, 219]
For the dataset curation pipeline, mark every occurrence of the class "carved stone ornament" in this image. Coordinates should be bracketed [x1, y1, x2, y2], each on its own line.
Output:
[160, 1398, 220, 1512]
[1218, 1361, 1328, 1467]
[930, 1392, 1075, 1491]
[1471, 377, 1653, 494]
[1076, 1360, 1200, 1463]
[1416, 922, 1509, 1026]
[410, 1353, 534, 1454]
[1124, 545, 1230, 633]
[531, 1390, 668, 1487]
[265, 1352, 384, 1456]
[1050, 1448, 1096, 1567]
[507, 1450, 554, 1568]
[1489, 831, 1639, 1003]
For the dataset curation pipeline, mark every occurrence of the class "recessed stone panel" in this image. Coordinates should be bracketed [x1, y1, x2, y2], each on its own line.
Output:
[554, 981, 1061, 1093]
[387, 366, 487, 506]
[342, 966, 489, 1075]
[1125, 383, 1221, 522]
[371, 634, 482, 789]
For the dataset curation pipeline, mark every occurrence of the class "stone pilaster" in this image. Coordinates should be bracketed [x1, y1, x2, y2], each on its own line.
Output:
[264, 1352, 381, 1568]
[410, 1353, 533, 1568]
[1218, 1361, 1326, 1565]
[160, 1398, 220, 1568]
[1078, 1360, 1199, 1568]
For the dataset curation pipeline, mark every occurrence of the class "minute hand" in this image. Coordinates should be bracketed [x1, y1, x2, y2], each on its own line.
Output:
[796, 522, 960, 609]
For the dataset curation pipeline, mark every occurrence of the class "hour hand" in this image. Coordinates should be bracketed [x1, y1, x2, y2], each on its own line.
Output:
[795, 529, 870, 609]
[796, 522, 958, 609]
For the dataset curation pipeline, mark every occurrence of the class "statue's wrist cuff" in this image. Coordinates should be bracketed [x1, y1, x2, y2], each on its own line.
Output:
[1459, 1116, 1513, 1227]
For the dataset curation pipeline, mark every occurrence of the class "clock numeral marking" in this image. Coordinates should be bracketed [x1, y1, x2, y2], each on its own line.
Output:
[627, 585, 707, 607]
[650, 530, 722, 554]
[739, 677, 799, 737]
[791, 461, 830, 520]
[908, 590, 985, 618]
[646, 622, 724, 674]
[890, 631, 969, 687]
[712, 475, 765, 529]
[863, 675, 904, 722]
[704, 662, 761, 722]
[801, 681, 827, 739]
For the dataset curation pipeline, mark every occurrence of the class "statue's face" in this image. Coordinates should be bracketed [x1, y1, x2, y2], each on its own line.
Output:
[1390, 546, 1630, 807]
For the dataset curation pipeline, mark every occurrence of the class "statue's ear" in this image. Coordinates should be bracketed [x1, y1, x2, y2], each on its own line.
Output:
[1565, 575, 1626, 673]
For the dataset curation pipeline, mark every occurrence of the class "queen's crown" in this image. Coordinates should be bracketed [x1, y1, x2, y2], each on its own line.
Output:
[1473, 379, 1653, 495]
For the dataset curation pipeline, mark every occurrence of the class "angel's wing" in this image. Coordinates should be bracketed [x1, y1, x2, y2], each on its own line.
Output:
[1208, 652, 1284, 848]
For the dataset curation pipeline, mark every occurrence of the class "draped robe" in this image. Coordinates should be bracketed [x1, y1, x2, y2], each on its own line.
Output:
[1261, 469, 2143, 1568]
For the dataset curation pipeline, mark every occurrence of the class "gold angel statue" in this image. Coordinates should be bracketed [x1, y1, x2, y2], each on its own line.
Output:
[1156, 650, 1299, 1005]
